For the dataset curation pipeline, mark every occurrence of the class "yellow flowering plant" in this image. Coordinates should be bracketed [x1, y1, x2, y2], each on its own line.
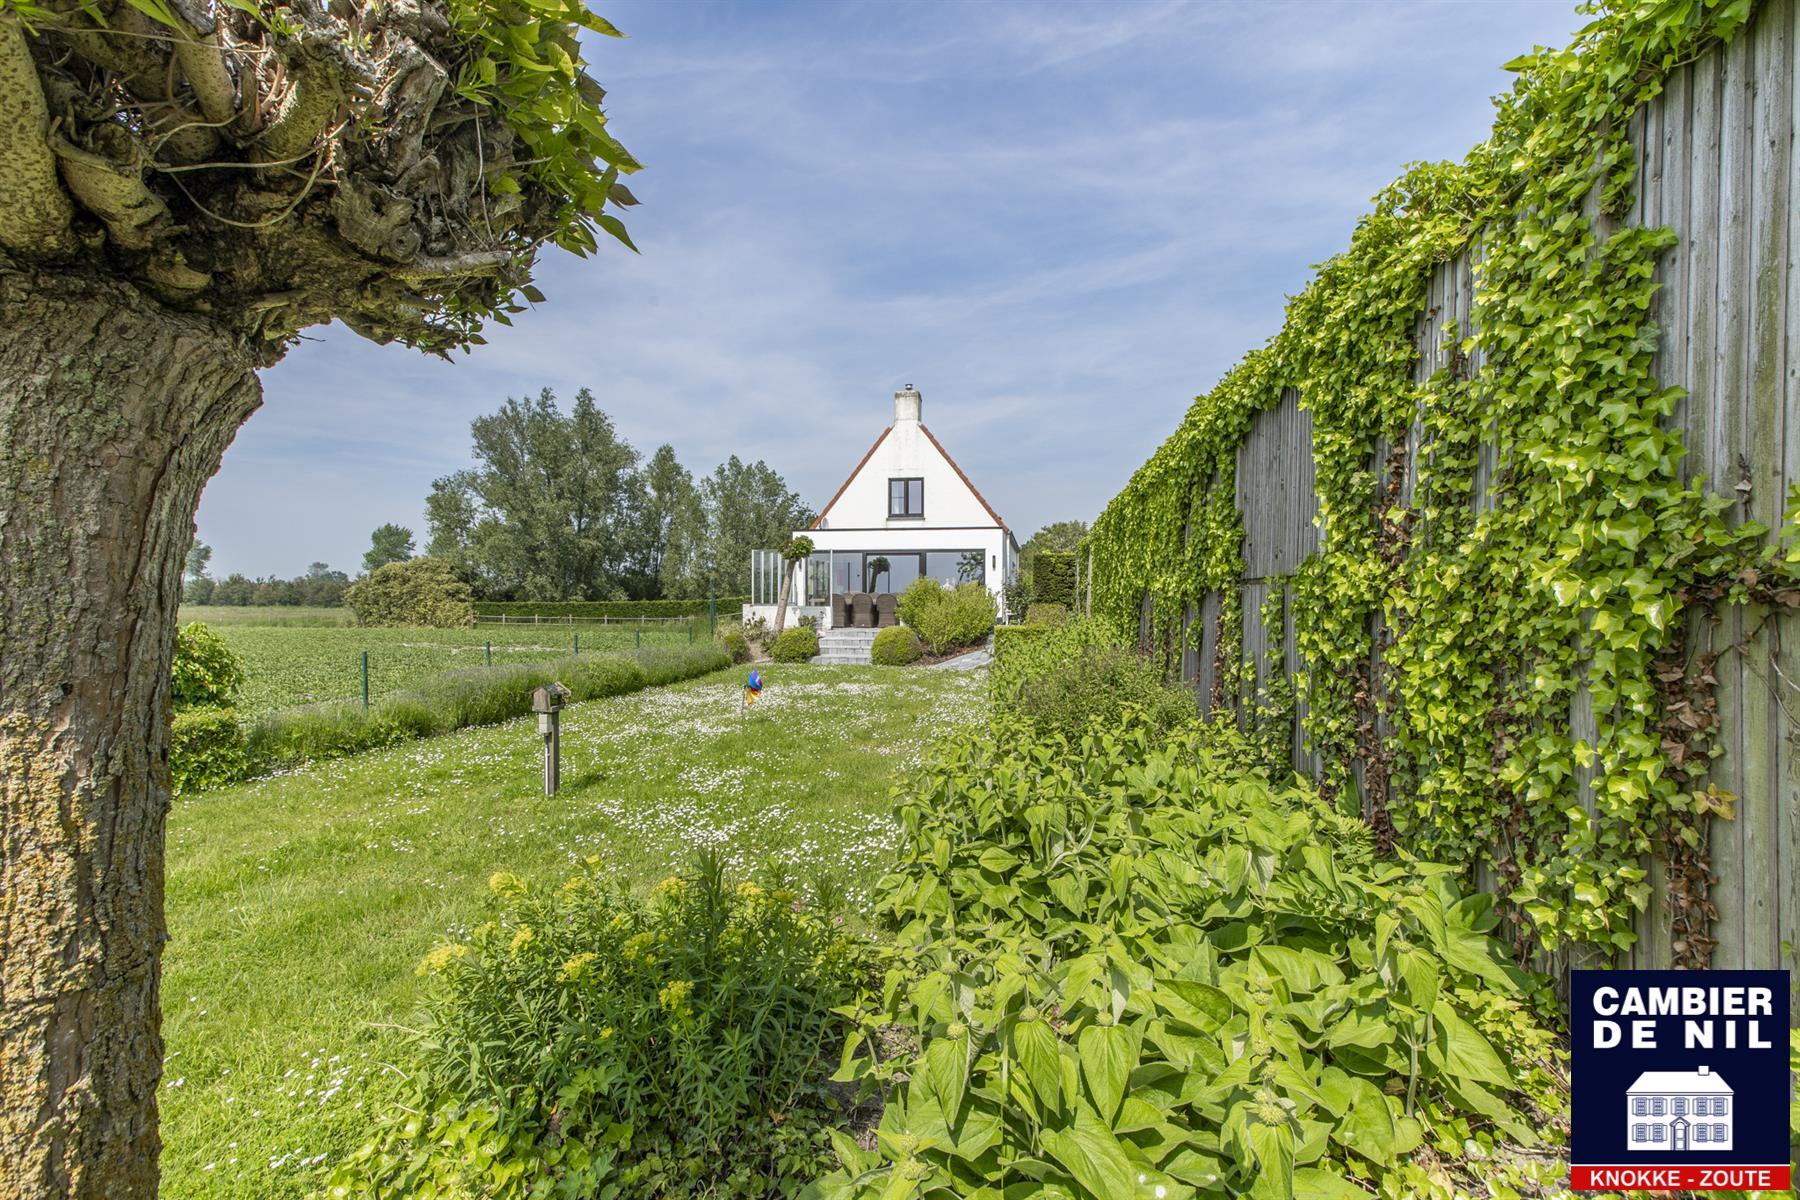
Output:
[329, 851, 881, 1199]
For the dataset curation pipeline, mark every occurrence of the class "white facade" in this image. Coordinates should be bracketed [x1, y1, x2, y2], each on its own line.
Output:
[1625, 1066, 1733, 1151]
[745, 387, 1019, 627]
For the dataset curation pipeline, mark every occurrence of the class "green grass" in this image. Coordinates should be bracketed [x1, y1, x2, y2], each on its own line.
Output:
[158, 663, 984, 1200]
[201, 622, 707, 715]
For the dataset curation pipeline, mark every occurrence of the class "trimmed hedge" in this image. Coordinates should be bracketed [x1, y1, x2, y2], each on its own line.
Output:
[170, 706, 250, 796]
[870, 626, 924, 666]
[1031, 550, 1076, 607]
[1021, 601, 1070, 627]
[989, 623, 1056, 672]
[473, 597, 748, 619]
[172, 643, 732, 793]
[767, 627, 819, 663]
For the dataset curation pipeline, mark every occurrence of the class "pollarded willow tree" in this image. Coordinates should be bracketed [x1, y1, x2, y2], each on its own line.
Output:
[0, 2, 637, 1194]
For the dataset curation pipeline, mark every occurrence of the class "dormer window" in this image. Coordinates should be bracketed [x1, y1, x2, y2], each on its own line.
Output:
[889, 477, 923, 518]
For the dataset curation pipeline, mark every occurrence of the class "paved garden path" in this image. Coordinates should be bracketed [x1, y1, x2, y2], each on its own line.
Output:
[932, 648, 991, 669]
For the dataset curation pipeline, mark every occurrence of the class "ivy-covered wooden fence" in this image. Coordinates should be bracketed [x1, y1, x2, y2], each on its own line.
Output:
[1083, 0, 1800, 1003]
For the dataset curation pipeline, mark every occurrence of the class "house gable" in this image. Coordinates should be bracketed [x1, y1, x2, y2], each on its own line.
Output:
[811, 388, 1008, 534]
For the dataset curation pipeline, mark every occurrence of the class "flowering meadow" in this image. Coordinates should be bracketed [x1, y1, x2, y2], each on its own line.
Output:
[158, 662, 985, 1200]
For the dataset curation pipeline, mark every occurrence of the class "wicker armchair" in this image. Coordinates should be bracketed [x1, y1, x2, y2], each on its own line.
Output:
[850, 592, 875, 628]
[874, 593, 898, 628]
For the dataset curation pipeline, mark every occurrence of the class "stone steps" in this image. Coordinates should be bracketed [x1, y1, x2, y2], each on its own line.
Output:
[813, 626, 884, 665]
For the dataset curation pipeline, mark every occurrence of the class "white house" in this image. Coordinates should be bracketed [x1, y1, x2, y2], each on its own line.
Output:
[745, 386, 1019, 629]
[1625, 1066, 1733, 1151]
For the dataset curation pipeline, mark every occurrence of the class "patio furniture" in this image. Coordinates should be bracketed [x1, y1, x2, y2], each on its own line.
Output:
[832, 592, 850, 628]
[875, 593, 898, 627]
[850, 592, 875, 628]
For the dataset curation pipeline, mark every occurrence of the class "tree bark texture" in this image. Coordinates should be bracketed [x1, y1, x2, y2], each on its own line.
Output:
[0, 262, 260, 1199]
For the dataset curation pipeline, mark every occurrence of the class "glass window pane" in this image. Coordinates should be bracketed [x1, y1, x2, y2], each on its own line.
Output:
[924, 551, 985, 587]
[832, 554, 856, 596]
[908, 479, 923, 515]
[864, 554, 891, 593]
[888, 554, 922, 592]
[806, 553, 831, 604]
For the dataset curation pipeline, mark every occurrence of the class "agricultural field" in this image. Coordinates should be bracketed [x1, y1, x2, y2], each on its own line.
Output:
[179, 604, 356, 626]
[191, 618, 709, 715]
[158, 662, 985, 1200]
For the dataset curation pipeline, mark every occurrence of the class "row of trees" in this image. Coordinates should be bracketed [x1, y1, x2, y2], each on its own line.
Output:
[425, 388, 812, 601]
[180, 525, 417, 607]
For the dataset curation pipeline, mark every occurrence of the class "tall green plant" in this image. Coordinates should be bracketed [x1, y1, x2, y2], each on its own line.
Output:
[811, 722, 1544, 1200]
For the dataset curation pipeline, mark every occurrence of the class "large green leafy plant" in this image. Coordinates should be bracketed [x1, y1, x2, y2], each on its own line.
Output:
[810, 721, 1545, 1200]
[329, 854, 876, 1199]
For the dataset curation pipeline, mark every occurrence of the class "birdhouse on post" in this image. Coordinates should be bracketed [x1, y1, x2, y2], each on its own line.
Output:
[532, 682, 571, 795]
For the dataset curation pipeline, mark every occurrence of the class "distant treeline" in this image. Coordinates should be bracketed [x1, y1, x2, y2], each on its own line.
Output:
[183, 562, 350, 607]
[473, 598, 750, 619]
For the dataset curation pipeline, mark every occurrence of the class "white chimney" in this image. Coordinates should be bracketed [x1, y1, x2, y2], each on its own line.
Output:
[1698, 1065, 1710, 1075]
[894, 385, 921, 425]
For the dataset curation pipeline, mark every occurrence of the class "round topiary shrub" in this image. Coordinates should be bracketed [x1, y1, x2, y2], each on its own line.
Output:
[870, 626, 924, 666]
[767, 626, 819, 663]
[1022, 602, 1070, 628]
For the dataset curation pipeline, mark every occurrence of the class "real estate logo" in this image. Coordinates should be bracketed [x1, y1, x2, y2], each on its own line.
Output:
[1570, 970, 1789, 1192]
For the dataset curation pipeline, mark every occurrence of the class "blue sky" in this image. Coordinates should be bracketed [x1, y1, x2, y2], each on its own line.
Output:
[197, 0, 1587, 579]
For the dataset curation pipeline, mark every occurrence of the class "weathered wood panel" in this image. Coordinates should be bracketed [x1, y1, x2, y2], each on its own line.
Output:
[1238, 390, 1319, 580]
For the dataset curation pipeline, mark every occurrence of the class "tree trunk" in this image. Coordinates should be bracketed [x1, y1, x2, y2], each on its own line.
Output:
[0, 261, 261, 1199]
[773, 562, 793, 636]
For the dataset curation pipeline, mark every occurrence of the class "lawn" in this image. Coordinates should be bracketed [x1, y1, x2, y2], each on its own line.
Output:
[194, 620, 708, 715]
[158, 662, 985, 1200]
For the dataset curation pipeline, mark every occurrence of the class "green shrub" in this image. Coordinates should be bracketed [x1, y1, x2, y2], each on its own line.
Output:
[990, 617, 1189, 740]
[869, 626, 923, 666]
[169, 706, 248, 795]
[812, 720, 1540, 1200]
[895, 576, 946, 630]
[1032, 548, 1076, 606]
[989, 621, 1053, 668]
[328, 855, 876, 1200]
[896, 579, 997, 655]
[171, 621, 245, 709]
[723, 629, 751, 664]
[344, 557, 475, 628]
[1016, 642, 1195, 740]
[1022, 601, 1070, 627]
[768, 626, 819, 663]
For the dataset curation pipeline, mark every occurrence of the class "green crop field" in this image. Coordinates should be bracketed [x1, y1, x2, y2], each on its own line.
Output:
[192, 620, 708, 715]
[158, 663, 985, 1200]
[179, 605, 356, 626]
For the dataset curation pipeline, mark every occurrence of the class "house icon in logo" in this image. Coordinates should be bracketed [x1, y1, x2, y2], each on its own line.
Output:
[1626, 1065, 1733, 1152]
